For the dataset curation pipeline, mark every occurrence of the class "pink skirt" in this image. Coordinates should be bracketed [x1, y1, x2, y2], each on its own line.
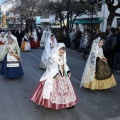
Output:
[30, 77, 78, 110]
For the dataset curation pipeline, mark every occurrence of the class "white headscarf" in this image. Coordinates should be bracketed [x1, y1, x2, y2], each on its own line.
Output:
[0, 32, 5, 37]
[40, 43, 66, 81]
[5, 32, 18, 44]
[80, 37, 101, 87]
[0, 32, 7, 42]
[40, 28, 51, 47]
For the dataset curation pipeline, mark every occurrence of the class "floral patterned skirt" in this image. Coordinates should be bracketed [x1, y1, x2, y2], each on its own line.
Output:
[30, 77, 78, 110]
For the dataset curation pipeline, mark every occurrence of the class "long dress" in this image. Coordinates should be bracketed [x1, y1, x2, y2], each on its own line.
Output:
[39, 33, 57, 69]
[0, 37, 7, 62]
[80, 37, 116, 90]
[21, 36, 31, 52]
[0, 41, 24, 78]
[31, 43, 78, 110]
[30, 31, 38, 49]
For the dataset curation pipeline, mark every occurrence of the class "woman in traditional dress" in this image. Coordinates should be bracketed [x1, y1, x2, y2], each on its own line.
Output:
[39, 33, 57, 69]
[31, 43, 78, 110]
[80, 37, 117, 90]
[21, 33, 31, 52]
[0, 32, 7, 62]
[0, 36, 24, 79]
[30, 29, 38, 48]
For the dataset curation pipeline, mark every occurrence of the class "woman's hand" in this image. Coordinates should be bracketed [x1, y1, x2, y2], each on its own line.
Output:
[17, 56, 22, 61]
[55, 74, 60, 80]
[68, 73, 71, 78]
[101, 57, 107, 63]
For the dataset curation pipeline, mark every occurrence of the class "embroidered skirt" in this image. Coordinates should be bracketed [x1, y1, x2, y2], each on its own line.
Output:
[30, 76, 78, 110]
[0, 55, 24, 78]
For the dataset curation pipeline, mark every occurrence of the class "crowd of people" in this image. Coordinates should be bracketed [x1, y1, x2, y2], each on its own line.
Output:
[69, 26, 120, 73]
[0, 25, 119, 110]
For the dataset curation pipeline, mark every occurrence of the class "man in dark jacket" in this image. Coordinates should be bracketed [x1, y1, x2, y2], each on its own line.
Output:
[74, 27, 82, 50]
[15, 27, 23, 47]
[103, 27, 117, 72]
[114, 29, 120, 71]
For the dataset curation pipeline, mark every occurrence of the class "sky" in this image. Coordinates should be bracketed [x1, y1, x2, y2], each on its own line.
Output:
[0, 0, 7, 5]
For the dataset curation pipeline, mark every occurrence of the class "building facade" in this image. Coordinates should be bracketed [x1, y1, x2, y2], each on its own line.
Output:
[72, 1, 120, 32]
[0, 0, 21, 28]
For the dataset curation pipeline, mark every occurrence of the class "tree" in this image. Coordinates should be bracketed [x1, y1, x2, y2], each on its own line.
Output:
[69, 1, 94, 29]
[105, 0, 120, 26]
[8, 0, 48, 31]
[49, 0, 99, 29]
[49, 1, 67, 28]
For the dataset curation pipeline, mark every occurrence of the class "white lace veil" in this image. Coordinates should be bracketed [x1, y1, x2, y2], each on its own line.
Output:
[80, 37, 101, 87]
[32, 29, 37, 41]
[40, 30, 46, 46]
[40, 28, 51, 47]
[41, 33, 57, 62]
[50, 43, 66, 64]
[40, 43, 66, 81]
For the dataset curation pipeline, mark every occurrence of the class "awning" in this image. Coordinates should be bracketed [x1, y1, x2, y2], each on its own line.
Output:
[71, 18, 103, 24]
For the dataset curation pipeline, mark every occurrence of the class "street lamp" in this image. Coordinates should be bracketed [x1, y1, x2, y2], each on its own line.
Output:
[66, 0, 70, 35]
[89, 0, 98, 31]
[66, 0, 71, 48]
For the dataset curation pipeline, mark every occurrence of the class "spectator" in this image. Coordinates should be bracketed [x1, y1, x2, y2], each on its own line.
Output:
[80, 30, 90, 60]
[103, 27, 117, 73]
[74, 27, 82, 50]
[114, 28, 120, 72]
[69, 29, 76, 49]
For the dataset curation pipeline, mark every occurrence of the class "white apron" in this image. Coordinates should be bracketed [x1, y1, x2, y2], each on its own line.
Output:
[7, 53, 19, 67]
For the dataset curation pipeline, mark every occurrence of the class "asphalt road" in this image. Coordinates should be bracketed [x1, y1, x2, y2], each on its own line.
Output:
[0, 48, 120, 120]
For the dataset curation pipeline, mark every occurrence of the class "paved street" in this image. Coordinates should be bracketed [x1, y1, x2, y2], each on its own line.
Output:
[0, 48, 120, 120]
